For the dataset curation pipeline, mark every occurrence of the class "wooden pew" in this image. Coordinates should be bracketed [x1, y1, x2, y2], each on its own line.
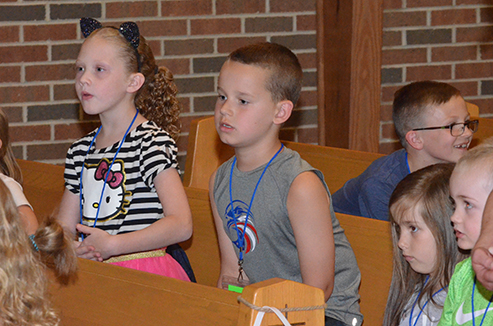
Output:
[18, 160, 393, 325]
[17, 159, 65, 220]
[48, 259, 325, 326]
[471, 117, 493, 148]
[183, 187, 393, 326]
[183, 116, 384, 193]
[337, 213, 392, 326]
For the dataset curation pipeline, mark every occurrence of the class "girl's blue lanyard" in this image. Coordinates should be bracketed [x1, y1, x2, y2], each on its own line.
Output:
[78, 109, 139, 239]
[472, 276, 493, 326]
[228, 143, 284, 280]
[409, 276, 447, 326]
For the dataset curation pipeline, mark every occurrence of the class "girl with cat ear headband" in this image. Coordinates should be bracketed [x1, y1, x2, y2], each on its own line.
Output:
[57, 18, 193, 281]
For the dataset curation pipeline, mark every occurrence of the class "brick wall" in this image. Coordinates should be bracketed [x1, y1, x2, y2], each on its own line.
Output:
[381, 0, 493, 153]
[0, 0, 318, 168]
[1, 0, 492, 167]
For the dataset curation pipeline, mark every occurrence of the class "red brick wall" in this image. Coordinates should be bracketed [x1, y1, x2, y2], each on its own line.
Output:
[0, 0, 317, 167]
[1, 0, 492, 166]
[381, 0, 493, 153]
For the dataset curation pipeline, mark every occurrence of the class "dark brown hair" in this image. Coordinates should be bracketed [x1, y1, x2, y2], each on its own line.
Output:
[393, 81, 462, 147]
[228, 42, 303, 106]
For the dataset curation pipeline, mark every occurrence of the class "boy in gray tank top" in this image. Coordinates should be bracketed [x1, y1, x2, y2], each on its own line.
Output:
[209, 42, 363, 326]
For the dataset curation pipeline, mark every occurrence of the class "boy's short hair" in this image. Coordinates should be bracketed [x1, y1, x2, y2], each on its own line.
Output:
[454, 137, 493, 191]
[228, 42, 303, 106]
[392, 81, 462, 147]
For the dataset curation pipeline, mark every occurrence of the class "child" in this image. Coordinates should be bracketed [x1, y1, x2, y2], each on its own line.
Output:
[383, 163, 466, 326]
[57, 18, 192, 281]
[472, 190, 493, 291]
[0, 178, 78, 326]
[0, 108, 38, 235]
[332, 81, 477, 221]
[438, 138, 493, 325]
[209, 42, 362, 326]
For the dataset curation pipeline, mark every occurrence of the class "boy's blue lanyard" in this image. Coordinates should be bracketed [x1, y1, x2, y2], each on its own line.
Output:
[472, 276, 493, 326]
[78, 109, 139, 239]
[405, 152, 411, 174]
[228, 143, 284, 281]
[409, 276, 446, 326]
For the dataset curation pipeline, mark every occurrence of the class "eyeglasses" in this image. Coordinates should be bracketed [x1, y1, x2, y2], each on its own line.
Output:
[412, 120, 479, 137]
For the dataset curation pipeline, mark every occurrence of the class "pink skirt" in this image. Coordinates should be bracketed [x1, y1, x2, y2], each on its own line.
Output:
[105, 248, 190, 282]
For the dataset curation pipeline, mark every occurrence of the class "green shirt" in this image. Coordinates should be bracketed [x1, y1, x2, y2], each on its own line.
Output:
[438, 258, 493, 326]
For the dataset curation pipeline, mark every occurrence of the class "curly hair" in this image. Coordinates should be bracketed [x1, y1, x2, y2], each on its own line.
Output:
[0, 179, 78, 326]
[0, 108, 23, 184]
[89, 28, 181, 140]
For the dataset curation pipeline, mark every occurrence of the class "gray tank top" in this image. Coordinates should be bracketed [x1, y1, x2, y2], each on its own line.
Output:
[213, 148, 363, 325]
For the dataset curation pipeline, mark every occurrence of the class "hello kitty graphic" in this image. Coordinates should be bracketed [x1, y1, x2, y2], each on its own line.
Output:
[224, 200, 259, 254]
[81, 158, 131, 222]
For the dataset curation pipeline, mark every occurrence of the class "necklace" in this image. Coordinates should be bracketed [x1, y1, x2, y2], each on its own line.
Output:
[409, 276, 446, 326]
[228, 144, 284, 280]
[472, 276, 493, 326]
[79, 109, 139, 238]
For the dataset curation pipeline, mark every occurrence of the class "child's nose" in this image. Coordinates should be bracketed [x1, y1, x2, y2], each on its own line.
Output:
[219, 101, 233, 116]
[462, 123, 474, 138]
[450, 209, 460, 224]
[397, 234, 408, 250]
[78, 71, 90, 85]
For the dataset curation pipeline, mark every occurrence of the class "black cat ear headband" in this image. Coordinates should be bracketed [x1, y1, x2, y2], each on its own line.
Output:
[80, 17, 142, 71]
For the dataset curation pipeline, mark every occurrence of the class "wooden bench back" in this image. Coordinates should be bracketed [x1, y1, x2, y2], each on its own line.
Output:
[471, 117, 493, 148]
[49, 259, 324, 326]
[17, 159, 65, 221]
[183, 116, 384, 193]
[337, 212, 392, 325]
[183, 187, 392, 326]
[18, 161, 393, 325]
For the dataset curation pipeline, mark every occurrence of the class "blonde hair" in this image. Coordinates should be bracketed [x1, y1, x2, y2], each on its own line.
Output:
[453, 137, 493, 192]
[0, 108, 22, 183]
[383, 163, 466, 326]
[0, 179, 78, 326]
[86, 27, 181, 140]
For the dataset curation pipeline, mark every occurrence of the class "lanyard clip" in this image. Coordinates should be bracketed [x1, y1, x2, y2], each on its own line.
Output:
[238, 259, 244, 282]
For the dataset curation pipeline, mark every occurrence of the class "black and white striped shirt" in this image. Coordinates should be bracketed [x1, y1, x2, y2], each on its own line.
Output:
[64, 121, 178, 235]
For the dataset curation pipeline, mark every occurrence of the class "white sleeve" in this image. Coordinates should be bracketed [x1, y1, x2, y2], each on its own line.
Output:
[0, 174, 33, 210]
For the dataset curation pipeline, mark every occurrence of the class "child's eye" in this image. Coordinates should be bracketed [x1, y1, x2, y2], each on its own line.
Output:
[96, 67, 105, 72]
[465, 201, 473, 210]
[449, 196, 455, 208]
[75, 66, 84, 72]
[410, 226, 418, 233]
[240, 99, 249, 105]
[217, 94, 226, 101]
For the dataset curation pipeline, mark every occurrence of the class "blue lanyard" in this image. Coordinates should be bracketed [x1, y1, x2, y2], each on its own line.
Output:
[409, 276, 446, 326]
[405, 151, 411, 174]
[472, 276, 493, 326]
[228, 144, 284, 274]
[79, 109, 139, 238]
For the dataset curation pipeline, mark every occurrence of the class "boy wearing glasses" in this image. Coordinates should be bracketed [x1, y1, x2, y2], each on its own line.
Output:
[332, 80, 478, 221]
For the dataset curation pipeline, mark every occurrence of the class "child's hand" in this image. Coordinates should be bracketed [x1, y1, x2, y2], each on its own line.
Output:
[73, 240, 103, 262]
[76, 224, 115, 260]
[472, 246, 493, 291]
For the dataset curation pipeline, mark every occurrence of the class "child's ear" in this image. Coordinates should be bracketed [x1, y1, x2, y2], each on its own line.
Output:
[274, 100, 294, 125]
[127, 73, 145, 93]
[405, 130, 424, 150]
